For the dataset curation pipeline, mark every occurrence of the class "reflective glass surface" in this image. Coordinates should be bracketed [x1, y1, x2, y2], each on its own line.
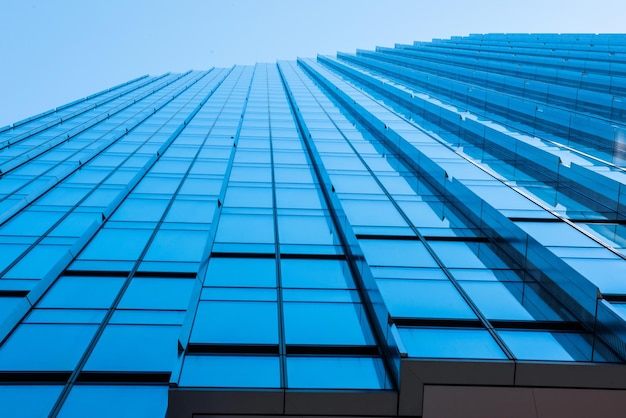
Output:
[1, 36, 626, 417]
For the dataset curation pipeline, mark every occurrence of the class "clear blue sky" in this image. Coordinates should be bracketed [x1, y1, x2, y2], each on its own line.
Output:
[1, 0, 625, 127]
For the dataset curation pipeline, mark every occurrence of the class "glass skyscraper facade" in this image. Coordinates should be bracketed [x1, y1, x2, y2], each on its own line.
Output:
[1, 33, 626, 417]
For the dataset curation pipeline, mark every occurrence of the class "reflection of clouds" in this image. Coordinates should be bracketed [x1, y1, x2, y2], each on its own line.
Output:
[614, 126, 626, 148]
[613, 126, 626, 164]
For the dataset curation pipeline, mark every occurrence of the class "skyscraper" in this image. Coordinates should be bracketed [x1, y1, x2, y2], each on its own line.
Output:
[1, 33, 626, 417]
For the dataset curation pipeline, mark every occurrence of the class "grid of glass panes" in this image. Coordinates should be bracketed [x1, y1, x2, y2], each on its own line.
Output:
[281, 59, 623, 363]
[0, 33, 625, 417]
[0, 69, 235, 416]
[179, 63, 391, 391]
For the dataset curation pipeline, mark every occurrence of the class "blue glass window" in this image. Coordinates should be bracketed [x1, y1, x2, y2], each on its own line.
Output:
[179, 178, 223, 195]
[25, 309, 106, 324]
[278, 215, 336, 245]
[398, 327, 507, 359]
[190, 301, 278, 344]
[281, 259, 354, 289]
[0, 324, 97, 371]
[0, 385, 63, 418]
[118, 278, 195, 310]
[377, 279, 476, 319]
[224, 186, 273, 208]
[0, 296, 24, 321]
[143, 230, 209, 262]
[428, 241, 488, 269]
[179, 355, 280, 388]
[498, 330, 587, 361]
[215, 214, 274, 244]
[359, 239, 438, 267]
[284, 302, 374, 345]
[50, 213, 101, 238]
[276, 188, 323, 209]
[58, 385, 168, 418]
[165, 199, 216, 224]
[80, 228, 152, 261]
[110, 198, 169, 222]
[287, 356, 389, 389]
[134, 177, 181, 194]
[342, 199, 407, 227]
[4, 244, 69, 279]
[460, 281, 539, 320]
[39, 276, 125, 309]
[205, 257, 276, 287]
[84, 325, 180, 372]
[0, 244, 29, 272]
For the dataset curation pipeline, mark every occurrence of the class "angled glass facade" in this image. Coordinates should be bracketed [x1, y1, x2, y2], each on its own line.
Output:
[1, 34, 626, 417]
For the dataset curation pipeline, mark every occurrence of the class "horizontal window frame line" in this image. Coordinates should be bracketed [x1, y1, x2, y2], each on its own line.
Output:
[393, 318, 484, 328]
[602, 294, 626, 303]
[356, 234, 421, 241]
[491, 320, 586, 331]
[286, 344, 381, 356]
[279, 252, 346, 260]
[62, 270, 131, 277]
[0, 371, 71, 383]
[422, 235, 490, 242]
[208, 252, 347, 260]
[356, 234, 490, 242]
[186, 343, 280, 355]
[76, 371, 171, 384]
[511, 217, 626, 225]
[209, 252, 276, 259]
[134, 271, 197, 279]
[0, 290, 29, 297]
[393, 317, 586, 331]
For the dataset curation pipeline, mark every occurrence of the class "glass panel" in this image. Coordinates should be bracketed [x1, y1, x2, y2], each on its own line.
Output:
[359, 239, 438, 267]
[377, 279, 476, 319]
[460, 281, 565, 321]
[5, 245, 69, 279]
[398, 327, 507, 359]
[165, 200, 216, 224]
[179, 355, 280, 388]
[205, 257, 276, 287]
[0, 324, 97, 371]
[284, 302, 374, 345]
[84, 325, 180, 372]
[0, 385, 63, 418]
[80, 229, 152, 261]
[109, 198, 169, 222]
[58, 385, 168, 418]
[281, 259, 355, 289]
[143, 230, 208, 263]
[278, 215, 336, 245]
[287, 356, 389, 389]
[498, 330, 591, 361]
[190, 301, 278, 344]
[428, 241, 490, 269]
[215, 214, 274, 244]
[39, 277, 125, 309]
[25, 309, 106, 324]
[1, 211, 64, 236]
[118, 278, 195, 310]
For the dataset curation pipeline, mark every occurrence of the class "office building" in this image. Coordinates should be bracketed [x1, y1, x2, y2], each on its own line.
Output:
[1, 34, 626, 417]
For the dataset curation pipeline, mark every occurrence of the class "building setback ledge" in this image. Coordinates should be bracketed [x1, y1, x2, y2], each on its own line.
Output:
[399, 358, 626, 417]
[422, 385, 626, 418]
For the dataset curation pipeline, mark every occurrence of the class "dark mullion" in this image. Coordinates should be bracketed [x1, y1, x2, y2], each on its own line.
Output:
[266, 63, 288, 391]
